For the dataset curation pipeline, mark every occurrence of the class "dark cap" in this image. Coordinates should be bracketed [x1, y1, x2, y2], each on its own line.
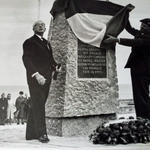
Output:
[19, 91, 24, 95]
[140, 18, 150, 27]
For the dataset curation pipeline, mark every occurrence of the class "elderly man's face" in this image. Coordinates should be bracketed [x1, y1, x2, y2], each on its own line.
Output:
[33, 21, 46, 35]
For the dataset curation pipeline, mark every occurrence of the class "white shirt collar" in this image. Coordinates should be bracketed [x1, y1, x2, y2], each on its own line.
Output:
[35, 34, 43, 40]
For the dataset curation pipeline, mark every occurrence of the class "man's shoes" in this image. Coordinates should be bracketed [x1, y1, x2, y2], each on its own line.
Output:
[26, 137, 37, 140]
[38, 134, 50, 143]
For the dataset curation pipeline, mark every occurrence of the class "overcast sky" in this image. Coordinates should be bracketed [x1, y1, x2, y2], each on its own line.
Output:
[0, 0, 150, 86]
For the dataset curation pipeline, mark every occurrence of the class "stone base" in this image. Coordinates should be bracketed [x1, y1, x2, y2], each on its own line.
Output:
[46, 113, 116, 136]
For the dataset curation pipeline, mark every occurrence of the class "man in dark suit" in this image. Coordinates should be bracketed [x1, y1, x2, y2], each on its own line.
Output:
[22, 20, 59, 143]
[104, 18, 150, 120]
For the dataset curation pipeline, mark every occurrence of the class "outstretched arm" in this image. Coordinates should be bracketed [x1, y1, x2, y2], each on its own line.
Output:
[103, 35, 150, 47]
[119, 38, 150, 47]
[125, 20, 140, 36]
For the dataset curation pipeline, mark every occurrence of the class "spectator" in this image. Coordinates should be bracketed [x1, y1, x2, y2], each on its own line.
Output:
[14, 91, 26, 124]
[6, 93, 12, 124]
[0, 93, 8, 125]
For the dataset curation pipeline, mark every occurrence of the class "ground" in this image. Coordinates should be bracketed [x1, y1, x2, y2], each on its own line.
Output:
[0, 123, 150, 150]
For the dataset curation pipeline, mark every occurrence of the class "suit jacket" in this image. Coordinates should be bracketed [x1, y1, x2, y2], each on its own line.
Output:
[22, 35, 57, 85]
[119, 21, 150, 71]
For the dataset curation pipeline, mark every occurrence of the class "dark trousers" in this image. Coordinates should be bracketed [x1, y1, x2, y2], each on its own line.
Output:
[131, 69, 150, 119]
[26, 81, 51, 140]
[16, 111, 24, 124]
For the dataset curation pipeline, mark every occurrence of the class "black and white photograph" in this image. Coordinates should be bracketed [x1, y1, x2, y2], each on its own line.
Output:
[0, 0, 150, 149]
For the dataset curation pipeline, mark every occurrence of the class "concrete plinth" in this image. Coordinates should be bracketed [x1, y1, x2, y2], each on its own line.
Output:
[46, 114, 116, 136]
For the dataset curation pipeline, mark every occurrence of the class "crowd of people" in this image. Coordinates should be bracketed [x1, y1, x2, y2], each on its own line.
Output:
[0, 91, 31, 125]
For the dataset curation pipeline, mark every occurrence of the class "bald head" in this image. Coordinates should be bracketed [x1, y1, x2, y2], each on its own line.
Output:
[32, 20, 46, 36]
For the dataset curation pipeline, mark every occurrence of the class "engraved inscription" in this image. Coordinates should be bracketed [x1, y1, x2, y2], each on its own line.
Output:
[78, 40, 107, 78]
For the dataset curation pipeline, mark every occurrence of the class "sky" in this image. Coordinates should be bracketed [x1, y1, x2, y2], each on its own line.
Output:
[0, 0, 150, 86]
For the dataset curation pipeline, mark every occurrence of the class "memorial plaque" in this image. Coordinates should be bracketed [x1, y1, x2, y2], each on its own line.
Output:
[78, 40, 107, 78]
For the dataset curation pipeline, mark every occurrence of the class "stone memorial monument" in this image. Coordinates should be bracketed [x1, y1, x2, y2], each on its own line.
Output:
[45, 13, 119, 136]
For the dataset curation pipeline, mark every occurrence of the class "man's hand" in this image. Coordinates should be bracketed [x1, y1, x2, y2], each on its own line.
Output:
[103, 35, 119, 44]
[127, 4, 135, 11]
[35, 73, 46, 85]
[55, 64, 61, 72]
[53, 64, 61, 80]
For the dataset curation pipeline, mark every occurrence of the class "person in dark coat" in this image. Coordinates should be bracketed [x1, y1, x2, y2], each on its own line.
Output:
[104, 18, 150, 120]
[15, 91, 26, 125]
[0, 93, 8, 125]
[22, 20, 59, 143]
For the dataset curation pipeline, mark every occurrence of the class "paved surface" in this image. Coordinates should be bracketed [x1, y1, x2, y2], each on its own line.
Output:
[0, 124, 150, 150]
